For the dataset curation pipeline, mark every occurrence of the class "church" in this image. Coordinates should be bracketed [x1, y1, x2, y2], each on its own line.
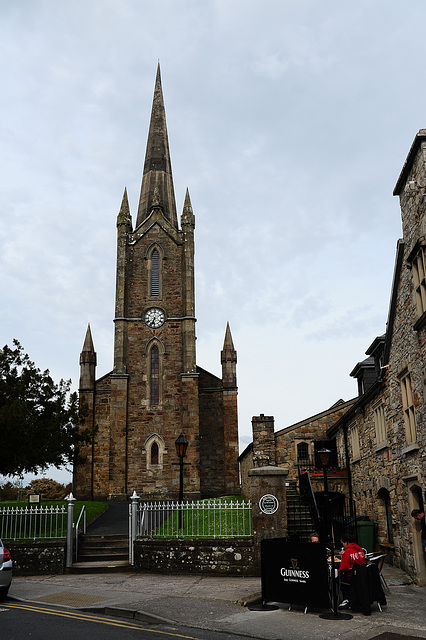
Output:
[74, 66, 240, 501]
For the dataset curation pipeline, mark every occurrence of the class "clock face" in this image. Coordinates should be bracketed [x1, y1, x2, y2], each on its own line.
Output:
[144, 307, 165, 329]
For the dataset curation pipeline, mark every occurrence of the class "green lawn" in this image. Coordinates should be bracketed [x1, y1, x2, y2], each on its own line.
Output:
[152, 496, 253, 538]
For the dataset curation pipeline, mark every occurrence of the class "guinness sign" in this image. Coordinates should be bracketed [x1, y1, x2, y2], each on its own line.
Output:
[261, 539, 329, 609]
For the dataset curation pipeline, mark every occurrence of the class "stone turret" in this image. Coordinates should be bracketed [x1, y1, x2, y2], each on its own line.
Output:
[114, 188, 132, 375]
[221, 322, 237, 388]
[79, 324, 96, 390]
[182, 188, 196, 373]
[221, 323, 239, 493]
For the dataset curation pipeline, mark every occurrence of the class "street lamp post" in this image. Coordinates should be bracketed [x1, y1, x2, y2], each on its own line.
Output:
[318, 447, 331, 546]
[174, 431, 189, 530]
[318, 447, 352, 621]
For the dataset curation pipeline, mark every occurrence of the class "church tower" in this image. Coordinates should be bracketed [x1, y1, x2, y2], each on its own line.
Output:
[75, 66, 239, 500]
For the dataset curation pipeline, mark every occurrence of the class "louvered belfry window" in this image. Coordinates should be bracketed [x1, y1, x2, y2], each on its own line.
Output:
[151, 249, 160, 296]
[150, 345, 159, 405]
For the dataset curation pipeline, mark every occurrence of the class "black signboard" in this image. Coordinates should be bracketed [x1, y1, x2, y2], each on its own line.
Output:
[261, 539, 330, 609]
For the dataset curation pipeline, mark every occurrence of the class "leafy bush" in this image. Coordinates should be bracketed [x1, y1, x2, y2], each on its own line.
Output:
[25, 478, 67, 500]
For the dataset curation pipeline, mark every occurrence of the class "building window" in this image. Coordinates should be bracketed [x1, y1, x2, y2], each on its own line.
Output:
[400, 372, 416, 444]
[147, 245, 163, 299]
[374, 403, 386, 445]
[150, 441, 159, 465]
[297, 442, 310, 466]
[145, 433, 166, 469]
[151, 248, 160, 296]
[412, 247, 426, 317]
[150, 345, 160, 405]
[349, 423, 360, 460]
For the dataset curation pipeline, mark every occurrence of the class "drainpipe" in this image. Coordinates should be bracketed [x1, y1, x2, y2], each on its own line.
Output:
[342, 422, 355, 519]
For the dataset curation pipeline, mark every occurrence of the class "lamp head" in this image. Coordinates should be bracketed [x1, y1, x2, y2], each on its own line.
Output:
[175, 431, 189, 459]
[318, 447, 332, 468]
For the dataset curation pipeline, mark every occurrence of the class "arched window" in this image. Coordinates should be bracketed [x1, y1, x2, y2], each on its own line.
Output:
[151, 249, 160, 296]
[150, 441, 159, 465]
[150, 345, 159, 405]
[145, 434, 166, 470]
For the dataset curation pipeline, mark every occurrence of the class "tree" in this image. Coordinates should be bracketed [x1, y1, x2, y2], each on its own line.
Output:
[0, 477, 25, 500]
[25, 478, 67, 500]
[0, 340, 90, 477]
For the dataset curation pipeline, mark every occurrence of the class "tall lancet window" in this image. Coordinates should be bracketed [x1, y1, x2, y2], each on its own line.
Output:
[150, 344, 160, 405]
[151, 249, 160, 296]
[150, 441, 159, 465]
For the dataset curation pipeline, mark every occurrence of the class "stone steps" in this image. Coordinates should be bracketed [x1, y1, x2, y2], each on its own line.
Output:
[73, 534, 130, 573]
[71, 559, 132, 574]
[286, 480, 315, 541]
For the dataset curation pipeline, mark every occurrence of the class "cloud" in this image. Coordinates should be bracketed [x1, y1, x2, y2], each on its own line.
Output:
[1, 0, 425, 482]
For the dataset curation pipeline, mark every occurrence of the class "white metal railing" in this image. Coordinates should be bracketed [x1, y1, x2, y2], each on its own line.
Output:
[0, 505, 67, 541]
[74, 504, 86, 561]
[137, 499, 253, 539]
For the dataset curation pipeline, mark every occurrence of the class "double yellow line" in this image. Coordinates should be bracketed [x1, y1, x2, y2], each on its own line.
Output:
[5, 602, 201, 639]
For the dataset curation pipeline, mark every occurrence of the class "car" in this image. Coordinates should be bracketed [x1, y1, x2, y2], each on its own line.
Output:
[0, 539, 12, 600]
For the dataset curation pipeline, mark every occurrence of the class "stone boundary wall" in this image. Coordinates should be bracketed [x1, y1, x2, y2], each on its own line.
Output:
[6, 540, 66, 576]
[134, 537, 257, 576]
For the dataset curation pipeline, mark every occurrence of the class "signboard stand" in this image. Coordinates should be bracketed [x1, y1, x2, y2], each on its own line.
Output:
[249, 539, 352, 618]
[248, 602, 279, 612]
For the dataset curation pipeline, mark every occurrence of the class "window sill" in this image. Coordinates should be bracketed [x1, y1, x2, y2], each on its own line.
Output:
[375, 441, 389, 453]
[401, 442, 420, 455]
[352, 455, 361, 463]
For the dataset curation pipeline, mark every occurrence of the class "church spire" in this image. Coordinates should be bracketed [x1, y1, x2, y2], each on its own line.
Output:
[136, 63, 178, 229]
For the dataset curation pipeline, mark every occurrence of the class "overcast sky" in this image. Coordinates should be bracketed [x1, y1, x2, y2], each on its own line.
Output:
[1, 1, 425, 487]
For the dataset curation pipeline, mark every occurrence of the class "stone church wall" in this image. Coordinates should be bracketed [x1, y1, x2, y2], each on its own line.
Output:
[198, 367, 227, 497]
[76, 373, 113, 500]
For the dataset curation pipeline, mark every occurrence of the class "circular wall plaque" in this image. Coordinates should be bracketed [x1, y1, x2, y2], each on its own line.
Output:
[259, 494, 279, 515]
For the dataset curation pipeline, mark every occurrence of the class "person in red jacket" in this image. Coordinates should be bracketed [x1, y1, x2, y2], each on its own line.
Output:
[338, 532, 366, 608]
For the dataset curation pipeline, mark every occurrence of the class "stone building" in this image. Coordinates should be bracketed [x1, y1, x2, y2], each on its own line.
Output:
[239, 402, 355, 495]
[239, 401, 356, 542]
[239, 131, 426, 584]
[327, 129, 426, 585]
[74, 66, 239, 501]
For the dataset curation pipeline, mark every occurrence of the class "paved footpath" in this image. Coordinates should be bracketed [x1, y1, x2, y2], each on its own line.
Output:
[8, 565, 426, 640]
